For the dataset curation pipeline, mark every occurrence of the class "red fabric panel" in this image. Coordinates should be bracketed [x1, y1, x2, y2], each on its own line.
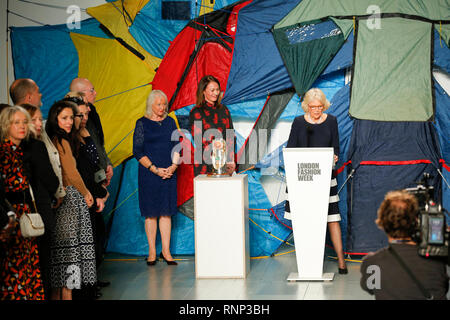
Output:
[171, 41, 233, 110]
[152, 27, 202, 104]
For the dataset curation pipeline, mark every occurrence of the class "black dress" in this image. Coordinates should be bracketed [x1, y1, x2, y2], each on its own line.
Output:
[285, 114, 341, 222]
[76, 135, 108, 269]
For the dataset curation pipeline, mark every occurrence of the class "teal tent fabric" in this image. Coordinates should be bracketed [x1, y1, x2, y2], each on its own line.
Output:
[273, 19, 347, 96]
[350, 18, 434, 121]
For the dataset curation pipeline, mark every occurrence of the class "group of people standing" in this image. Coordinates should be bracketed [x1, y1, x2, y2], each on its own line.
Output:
[1, 73, 349, 299]
[133, 75, 347, 273]
[0, 78, 112, 300]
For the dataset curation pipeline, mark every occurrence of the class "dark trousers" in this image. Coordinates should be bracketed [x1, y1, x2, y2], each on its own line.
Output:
[73, 207, 106, 300]
[89, 207, 106, 268]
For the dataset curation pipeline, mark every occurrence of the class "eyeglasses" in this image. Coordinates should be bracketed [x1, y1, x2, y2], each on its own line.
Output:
[309, 105, 324, 110]
[74, 114, 84, 118]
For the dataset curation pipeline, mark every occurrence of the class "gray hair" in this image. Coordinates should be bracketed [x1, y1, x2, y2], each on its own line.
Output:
[146, 90, 168, 118]
[0, 105, 33, 141]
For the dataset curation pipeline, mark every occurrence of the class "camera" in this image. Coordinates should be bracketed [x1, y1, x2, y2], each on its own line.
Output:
[405, 173, 449, 261]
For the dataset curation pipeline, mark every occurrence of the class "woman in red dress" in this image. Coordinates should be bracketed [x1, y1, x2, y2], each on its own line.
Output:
[0, 106, 45, 300]
[188, 75, 236, 176]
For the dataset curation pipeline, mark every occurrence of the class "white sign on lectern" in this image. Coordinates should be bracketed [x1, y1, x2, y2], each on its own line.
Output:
[283, 147, 334, 282]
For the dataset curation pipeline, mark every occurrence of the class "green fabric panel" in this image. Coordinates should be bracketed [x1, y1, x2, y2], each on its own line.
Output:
[273, 21, 345, 97]
[275, 0, 450, 29]
[330, 18, 354, 39]
[350, 18, 433, 121]
[435, 24, 450, 47]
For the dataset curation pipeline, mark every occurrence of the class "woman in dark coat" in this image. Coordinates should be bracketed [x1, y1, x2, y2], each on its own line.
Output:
[286, 88, 347, 274]
[21, 104, 59, 298]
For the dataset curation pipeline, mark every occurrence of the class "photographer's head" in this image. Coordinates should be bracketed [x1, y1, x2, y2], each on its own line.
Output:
[376, 190, 419, 240]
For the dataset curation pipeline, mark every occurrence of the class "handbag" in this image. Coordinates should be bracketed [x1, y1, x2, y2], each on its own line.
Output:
[19, 185, 45, 238]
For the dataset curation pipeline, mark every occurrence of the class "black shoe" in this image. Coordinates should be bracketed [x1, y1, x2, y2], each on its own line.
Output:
[338, 267, 348, 274]
[146, 259, 157, 266]
[97, 280, 111, 287]
[159, 252, 178, 265]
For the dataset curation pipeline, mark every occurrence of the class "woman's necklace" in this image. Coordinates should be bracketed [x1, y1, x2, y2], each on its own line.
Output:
[149, 115, 163, 126]
[307, 113, 324, 124]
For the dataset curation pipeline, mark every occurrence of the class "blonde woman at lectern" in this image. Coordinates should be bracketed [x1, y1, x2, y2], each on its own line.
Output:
[285, 88, 347, 274]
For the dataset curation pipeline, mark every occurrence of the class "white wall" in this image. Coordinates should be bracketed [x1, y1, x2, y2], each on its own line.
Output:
[0, 0, 105, 104]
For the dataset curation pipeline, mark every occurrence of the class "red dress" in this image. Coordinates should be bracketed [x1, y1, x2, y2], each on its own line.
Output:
[188, 102, 235, 176]
[0, 139, 45, 300]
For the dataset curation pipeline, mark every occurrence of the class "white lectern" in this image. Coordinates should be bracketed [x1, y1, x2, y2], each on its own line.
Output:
[283, 147, 334, 282]
[194, 174, 250, 278]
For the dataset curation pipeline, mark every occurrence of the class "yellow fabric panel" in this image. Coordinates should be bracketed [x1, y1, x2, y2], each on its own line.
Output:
[200, 0, 216, 16]
[71, 33, 154, 167]
[168, 111, 180, 130]
[87, 0, 160, 73]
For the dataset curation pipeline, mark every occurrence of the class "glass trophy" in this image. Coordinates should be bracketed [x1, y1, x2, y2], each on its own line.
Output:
[208, 138, 228, 177]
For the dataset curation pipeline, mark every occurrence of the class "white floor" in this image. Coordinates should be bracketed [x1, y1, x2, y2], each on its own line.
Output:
[97, 249, 374, 300]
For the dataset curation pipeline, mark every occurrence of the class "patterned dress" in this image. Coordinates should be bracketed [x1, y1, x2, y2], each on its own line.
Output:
[188, 102, 235, 176]
[50, 139, 97, 289]
[0, 138, 45, 300]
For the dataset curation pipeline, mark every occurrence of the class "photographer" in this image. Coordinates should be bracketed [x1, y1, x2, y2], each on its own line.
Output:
[360, 190, 449, 300]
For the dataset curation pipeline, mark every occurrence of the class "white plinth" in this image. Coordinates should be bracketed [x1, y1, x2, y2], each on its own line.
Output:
[194, 174, 250, 278]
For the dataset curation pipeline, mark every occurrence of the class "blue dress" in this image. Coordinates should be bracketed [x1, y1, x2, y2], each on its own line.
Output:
[133, 116, 177, 217]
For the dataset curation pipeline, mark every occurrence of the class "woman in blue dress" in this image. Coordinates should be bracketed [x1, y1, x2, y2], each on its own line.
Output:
[133, 90, 179, 266]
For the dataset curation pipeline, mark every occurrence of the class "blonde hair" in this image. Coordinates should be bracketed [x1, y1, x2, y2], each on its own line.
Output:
[146, 90, 168, 118]
[301, 88, 331, 113]
[0, 105, 33, 141]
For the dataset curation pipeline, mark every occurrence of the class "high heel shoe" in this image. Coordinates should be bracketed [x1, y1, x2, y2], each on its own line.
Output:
[160, 252, 178, 265]
[145, 257, 157, 266]
[338, 266, 348, 274]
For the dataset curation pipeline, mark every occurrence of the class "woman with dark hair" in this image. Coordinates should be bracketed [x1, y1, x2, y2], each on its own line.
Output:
[0, 105, 45, 299]
[46, 100, 96, 300]
[62, 92, 109, 298]
[188, 75, 236, 176]
[20, 103, 59, 299]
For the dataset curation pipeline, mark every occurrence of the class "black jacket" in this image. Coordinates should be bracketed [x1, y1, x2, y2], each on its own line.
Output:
[22, 138, 59, 231]
[0, 176, 14, 230]
[76, 137, 108, 212]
